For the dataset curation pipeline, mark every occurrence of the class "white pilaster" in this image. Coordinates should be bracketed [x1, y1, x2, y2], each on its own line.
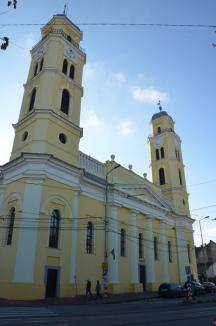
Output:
[159, 221, 169, 282]
[108, 206, 119, 283]
[130, 211, 139, 283]
[69, 190, 79, 283]
[13, 180, 43, 283]
[146, 217, 155, 283]
[176, 223, 188, 282]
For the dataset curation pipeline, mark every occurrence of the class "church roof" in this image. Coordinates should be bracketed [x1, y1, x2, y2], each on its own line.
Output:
[151, 110, 173, 122]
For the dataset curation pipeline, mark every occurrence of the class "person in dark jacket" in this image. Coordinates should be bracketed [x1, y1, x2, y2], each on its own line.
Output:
[86, 280, 92, 296]
[95, 280, 102, 299]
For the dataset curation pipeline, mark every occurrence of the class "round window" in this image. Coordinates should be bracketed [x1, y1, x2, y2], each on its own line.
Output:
[22, 131, 28, 141]
[59, 133, 67, 144]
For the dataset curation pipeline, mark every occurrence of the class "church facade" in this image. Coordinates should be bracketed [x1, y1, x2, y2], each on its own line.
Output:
[0, 14, 197, 300]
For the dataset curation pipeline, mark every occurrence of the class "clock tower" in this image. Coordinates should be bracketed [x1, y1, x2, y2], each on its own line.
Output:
[10, 14, 86, 166]
[148, 105, 190, 216]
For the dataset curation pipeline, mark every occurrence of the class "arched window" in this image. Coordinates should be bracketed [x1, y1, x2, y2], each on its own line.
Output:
[29, 88, 36, 112]
[86, 221, 94, 254]
[157, 127, 161, 134]
[33, 63, 38, 77]
[160, 147, 165, 159]
[154, 236, 158, 260]
[67, 35, 72, 42]
[60, 89, 70, 114]
[6, 207, 15, 245]
[69, 64, 75, 80]
[62, 59, 68, 75]
[179, 169, 183, 185]
[120, 228, 126, 256]
[49, 209, 60, 248]
[39, 58, 44, 71]
[138, 233, 144, 259]
[187, 244, 191, 264]
[168, 241, 172, 262]
[159, 167, 165, 185]
[156, 149, 160, 160]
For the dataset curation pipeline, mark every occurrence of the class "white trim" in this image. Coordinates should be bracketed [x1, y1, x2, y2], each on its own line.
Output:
[145, 218, 155, 284]
[13, 181, 43, 283]
[69, 191, 79, 283]
[130, 211, 139, 283]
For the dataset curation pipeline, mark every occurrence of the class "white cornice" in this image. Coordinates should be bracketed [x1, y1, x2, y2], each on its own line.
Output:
[13, 109, 82, 136]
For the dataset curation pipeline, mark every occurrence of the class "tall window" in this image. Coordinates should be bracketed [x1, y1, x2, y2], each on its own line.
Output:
[157, 127, 161, 134]
[86, 221, 94, 254]
[62, 59, 68, 75]
[168, 241, 172, 262]
[39, 58, 44, 71]
[160, 147, 165, 159]
[156, 149, 160, 160]
[154, 236, 158, 260]
[49, 209, 60, 248]
[138, 233, 144, 259]
[179, 169, 183, 185]
[6, 207, 15, 245]
[187, 244, 191, 264]
[69, 64, 75, 80]
[29, 88, 36, 112]
[159, 168, 165, 185]
[60, 89, 70, 114]
[33, 63, 38, 77]
[120, 228, 126, 256]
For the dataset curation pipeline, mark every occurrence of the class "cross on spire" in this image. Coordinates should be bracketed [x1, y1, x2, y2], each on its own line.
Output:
[63, 2, 68, 16]
[157, 100, 163, 112]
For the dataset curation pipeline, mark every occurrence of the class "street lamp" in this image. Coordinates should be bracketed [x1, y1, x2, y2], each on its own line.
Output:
[103, 163, 120, 296]
[198, 216, 209, 281]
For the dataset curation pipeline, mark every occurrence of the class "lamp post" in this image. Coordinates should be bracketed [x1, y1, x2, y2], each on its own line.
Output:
[103, 163, 120, 296]
[198, 216, 209, 281]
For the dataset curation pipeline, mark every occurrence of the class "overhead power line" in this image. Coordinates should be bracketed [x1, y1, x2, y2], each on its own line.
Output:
[0, 22, 215, 28]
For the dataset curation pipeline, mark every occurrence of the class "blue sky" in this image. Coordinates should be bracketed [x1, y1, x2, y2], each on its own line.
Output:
[0, 0, 216, 245]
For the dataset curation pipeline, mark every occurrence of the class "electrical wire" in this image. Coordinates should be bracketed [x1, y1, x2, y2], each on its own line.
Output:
[0, 22, 215, 28]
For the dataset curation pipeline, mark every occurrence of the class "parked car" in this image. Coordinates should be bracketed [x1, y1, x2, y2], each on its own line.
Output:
[184, 281, 205, 295]
[202, 282, 216, 293]
[158, 283, 186, 298]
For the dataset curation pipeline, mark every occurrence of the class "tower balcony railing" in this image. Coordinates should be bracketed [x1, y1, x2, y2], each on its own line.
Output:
[148, 128, 180, 140]
[79, 151, 105, 177]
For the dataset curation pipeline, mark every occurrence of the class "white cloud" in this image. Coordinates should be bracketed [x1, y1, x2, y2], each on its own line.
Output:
[117, 120, 136, 136]
[81, 109, 102, 129]
[114, 72, 126, 84]
[131, 86, 168, 104]
[84, 64, 96, 80]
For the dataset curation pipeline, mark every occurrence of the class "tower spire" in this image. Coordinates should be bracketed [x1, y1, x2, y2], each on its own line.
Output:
[63, 2, 68, 16]
[157, 100, 162, 112]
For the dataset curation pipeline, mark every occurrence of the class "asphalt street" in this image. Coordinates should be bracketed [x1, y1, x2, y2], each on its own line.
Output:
[0, 298, 215, 325]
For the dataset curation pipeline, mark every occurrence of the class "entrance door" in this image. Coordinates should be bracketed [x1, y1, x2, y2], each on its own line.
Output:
[139, 265, 146, 291]
[45, 268, 58, 298]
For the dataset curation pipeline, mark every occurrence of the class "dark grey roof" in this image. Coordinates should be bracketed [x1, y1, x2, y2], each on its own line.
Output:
[151, 111, 173, 121]
[54, 14, 81, 32]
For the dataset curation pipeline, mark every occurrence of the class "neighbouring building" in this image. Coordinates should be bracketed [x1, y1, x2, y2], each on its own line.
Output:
[0, 14, 197, 300]
[196, 241, 216, 281]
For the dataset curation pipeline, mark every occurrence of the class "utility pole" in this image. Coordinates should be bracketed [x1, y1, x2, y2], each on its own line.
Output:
[198, 216, 209, 281]
[103, 163, 120, 297]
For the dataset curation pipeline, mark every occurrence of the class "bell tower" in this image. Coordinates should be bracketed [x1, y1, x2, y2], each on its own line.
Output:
[148, 103, 190, 216]
[10, 14, 86, 166]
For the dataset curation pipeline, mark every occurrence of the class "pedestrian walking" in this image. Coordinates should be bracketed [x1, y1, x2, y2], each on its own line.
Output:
[95, 280, 102, 299]
[86, 280, 91, 296]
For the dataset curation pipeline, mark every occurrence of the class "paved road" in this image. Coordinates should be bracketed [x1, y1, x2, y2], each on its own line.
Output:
[0, 299, 215, 325]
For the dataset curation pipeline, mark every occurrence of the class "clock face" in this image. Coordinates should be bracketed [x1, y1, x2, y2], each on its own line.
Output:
[65, 48, 78, 62]
[35, 47, 44, 59]
[155, 138, 162, 146]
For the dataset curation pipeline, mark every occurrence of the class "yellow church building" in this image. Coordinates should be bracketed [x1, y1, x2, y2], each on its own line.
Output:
[0, 14, 197, 300]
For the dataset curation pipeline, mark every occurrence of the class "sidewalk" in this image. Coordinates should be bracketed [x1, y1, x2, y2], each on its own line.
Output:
[0, 291, 158, 307]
